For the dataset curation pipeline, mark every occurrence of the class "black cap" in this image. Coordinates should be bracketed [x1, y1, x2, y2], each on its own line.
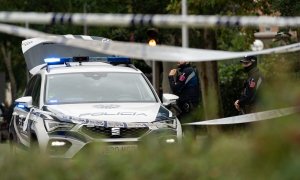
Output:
[240, 55, 257, 63]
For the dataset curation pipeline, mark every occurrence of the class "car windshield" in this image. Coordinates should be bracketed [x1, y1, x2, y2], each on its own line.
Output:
[45, 72, 157, 104]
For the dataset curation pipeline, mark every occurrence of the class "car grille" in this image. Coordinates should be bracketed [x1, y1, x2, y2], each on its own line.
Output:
[81, 126, 149, 139]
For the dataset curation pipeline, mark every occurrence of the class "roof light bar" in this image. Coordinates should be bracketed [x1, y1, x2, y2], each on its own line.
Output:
[107, 56, 130, 64]
[44, 58, 61, 63]
[44, 56, 131, 66]
[44, 57, 71, 66]
[73, 56, 89, 62]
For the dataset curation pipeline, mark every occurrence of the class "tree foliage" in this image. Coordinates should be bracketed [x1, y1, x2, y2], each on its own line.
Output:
[0, 0, 298, 116]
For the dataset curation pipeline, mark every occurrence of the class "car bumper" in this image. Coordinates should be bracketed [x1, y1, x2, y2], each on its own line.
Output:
[45, 124, 181, 158]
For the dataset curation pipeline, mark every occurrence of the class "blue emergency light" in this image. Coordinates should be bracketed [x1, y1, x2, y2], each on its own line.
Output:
[44, 56, 130, 65]
[44, 58, 61, 63]
[16, 104, 25, 108]
[107, 56, 130, 64]
[44, 57, 70, 65]
[15, 102, 30, 112]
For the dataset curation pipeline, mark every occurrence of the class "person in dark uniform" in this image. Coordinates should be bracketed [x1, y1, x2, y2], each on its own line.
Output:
[234, 55, 263, 114]
[168, 61, 200, 118]
[0, 103, 4, 121]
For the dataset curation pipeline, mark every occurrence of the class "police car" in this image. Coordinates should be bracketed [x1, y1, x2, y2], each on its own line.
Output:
[9, 35, 182, 158]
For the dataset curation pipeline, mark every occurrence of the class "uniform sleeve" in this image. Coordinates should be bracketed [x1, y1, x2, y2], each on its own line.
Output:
[168, 71, 190, 95]
[238, 78, 257, 106]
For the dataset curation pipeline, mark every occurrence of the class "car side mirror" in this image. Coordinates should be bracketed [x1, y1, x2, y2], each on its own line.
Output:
[162, 93, 179, 106]
[15, 96, 33, 109]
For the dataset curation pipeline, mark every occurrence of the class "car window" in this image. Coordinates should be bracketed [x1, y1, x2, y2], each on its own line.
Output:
[25, 76, 37, 96]
[32, 75, 42, 107]
[45, 72, 157, 104]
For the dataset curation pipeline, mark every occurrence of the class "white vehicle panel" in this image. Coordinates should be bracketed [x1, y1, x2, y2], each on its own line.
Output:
[22, 36, 110, 74]
[47, 103, 160, 123]
[45, 64, 141, 75]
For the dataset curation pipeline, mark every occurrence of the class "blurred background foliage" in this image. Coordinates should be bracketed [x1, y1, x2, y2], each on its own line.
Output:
[0, 0, 299, 115]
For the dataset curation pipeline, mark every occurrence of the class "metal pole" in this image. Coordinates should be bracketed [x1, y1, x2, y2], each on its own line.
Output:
[152, 60, 156, 91]
[182, 0, 188, 48]
[25, 22, 30, 82]
[83, 3, 87, 35]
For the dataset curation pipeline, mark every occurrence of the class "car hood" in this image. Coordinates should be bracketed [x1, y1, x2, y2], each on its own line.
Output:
[22, 36, 110, 74]
[46, 103, 165, 123]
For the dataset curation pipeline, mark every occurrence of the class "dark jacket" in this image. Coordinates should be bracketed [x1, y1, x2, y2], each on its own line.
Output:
[239, 66, 263, 113]
[168, 64, 200, 106]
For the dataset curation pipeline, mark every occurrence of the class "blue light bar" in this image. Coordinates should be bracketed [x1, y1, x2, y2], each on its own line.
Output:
[16, 104, 25, 108]
[15, 103, 30, 112]
[107, 56, 131, 64]
[44, 56, 130, 66]
[44, 58, 61, 63]
[44, 57, 72, 66]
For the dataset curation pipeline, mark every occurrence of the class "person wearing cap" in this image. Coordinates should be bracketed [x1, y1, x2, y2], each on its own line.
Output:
[234, 55, 263, 114]
[168, 61, 200, 119]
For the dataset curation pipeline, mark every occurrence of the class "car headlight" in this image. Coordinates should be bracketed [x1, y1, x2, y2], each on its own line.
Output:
[44, 119, 75, 132]
[153, 114, 177, 129]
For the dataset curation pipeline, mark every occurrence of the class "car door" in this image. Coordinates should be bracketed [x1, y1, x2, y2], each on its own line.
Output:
[13, 74, 41, 146]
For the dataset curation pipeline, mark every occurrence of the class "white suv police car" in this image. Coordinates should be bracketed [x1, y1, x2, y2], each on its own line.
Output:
[9, 36, 182, 158]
